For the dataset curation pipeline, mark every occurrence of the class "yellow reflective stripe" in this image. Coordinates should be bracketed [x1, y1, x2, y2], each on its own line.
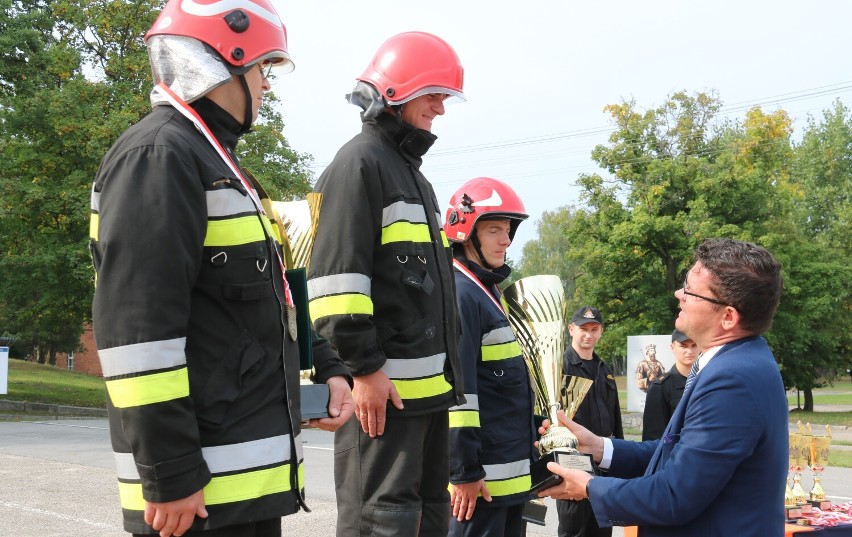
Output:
[105, 368, 189, 408]
[392, 374, 452, 400]
[309, 294, 373, 322]
[117, 481, 146, 511]
[381, 221, 432, 245]
[204, 216, 266, 247]
[89, 213, 99, 240]
[448, 410, 480, 428]
[486, 474, 532, 497]
[118, 463, 305, 511]
[204, 462, 304, 506]
[440, 229, 449, 248]
[481, 341, 523, 362]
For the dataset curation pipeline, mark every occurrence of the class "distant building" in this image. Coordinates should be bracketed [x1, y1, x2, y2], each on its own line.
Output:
[55, 325, 102, 377]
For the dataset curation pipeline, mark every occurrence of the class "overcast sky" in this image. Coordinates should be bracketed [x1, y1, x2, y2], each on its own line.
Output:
[268, 0, 852, 251]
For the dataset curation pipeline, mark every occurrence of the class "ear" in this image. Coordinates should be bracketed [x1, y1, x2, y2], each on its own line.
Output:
[720, 305, 740, 331]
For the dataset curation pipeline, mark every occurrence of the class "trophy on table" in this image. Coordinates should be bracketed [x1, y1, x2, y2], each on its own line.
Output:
[808, 424, 833, 511]
[504, 275, 596, 495]
[270, 193, 330, 420]
[785, 431, 807, 519]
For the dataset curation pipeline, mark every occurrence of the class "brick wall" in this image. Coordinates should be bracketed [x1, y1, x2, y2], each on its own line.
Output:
[55, 326, 103, 377]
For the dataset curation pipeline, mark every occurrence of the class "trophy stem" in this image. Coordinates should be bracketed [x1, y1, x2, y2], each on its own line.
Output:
[809, 467, 826, 502]
[791, 471, 808, 506]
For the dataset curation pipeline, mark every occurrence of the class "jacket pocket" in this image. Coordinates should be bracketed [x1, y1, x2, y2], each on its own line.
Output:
[193, 331, 265, 425]
[393, 245, 434, 295]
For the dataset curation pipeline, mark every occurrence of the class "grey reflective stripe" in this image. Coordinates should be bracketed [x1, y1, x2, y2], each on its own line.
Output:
[90, 188, 99, 212]
[113, 434, 297, 480]
[449, 394, 479, 411]
[382, 201, 427, 227]
[99, 337, 187, 378]
[307, 273, 371, 299]
[482, 326, 515, 346]
[206, 188, 255, 218]
[381, 353, 446, 379]
[483, 459, 530, 481]
[434, 211, 442, 223]
[113, 451, 138, 480]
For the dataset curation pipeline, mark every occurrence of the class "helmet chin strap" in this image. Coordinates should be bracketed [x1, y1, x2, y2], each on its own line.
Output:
[238, 74, 253, 135]
[470, 232, 498, 271]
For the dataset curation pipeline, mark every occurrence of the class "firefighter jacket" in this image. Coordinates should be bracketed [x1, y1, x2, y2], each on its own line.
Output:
[308, 112, 464, 415]
[448, 256, 538, 506]
[562, 347, 624, 439]
[89, 98, 349, 534]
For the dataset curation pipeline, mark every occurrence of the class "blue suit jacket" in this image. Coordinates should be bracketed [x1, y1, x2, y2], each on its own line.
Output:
[588, 336, 788, 537]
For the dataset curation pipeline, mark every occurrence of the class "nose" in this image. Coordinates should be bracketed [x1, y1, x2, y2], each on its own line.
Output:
[674, 288, 685, 302]
[261, 77, 272, 91]
[433, 98, 445, 116]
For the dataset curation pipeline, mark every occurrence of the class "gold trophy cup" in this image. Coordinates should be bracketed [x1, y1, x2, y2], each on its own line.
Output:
[808, 425, 832, 510]
[504, 275, 596, 494]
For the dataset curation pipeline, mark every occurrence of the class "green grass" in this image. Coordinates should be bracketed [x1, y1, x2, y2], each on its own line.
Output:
[829, 449, 852, 468]
[4, 359, 107, 408]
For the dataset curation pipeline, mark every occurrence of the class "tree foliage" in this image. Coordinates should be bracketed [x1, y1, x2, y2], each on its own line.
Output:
[0, 0, 314, 364]
[519, 92, 850, 402]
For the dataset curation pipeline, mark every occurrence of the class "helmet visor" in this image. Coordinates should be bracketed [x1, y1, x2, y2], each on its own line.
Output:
[387, 86, 466, 106]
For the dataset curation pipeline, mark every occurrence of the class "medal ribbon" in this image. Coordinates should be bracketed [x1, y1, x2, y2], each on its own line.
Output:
[156, 83, 294, 308]
[452, 258, 506, 316]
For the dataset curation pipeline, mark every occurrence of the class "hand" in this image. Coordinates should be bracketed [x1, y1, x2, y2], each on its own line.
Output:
[143, 489, 207, 537]
[309, 376, 355, 432]
[450, 480, 491, 521]
[556, 410, 605, 464]
[352, 370, 403, 437]
[537, 465, 593, 501]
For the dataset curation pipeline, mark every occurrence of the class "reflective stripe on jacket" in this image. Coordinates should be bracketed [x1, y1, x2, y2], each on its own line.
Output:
[308, 112, 463, 415]
[448, 257, 537, 505]
[90, 100, 347, 534]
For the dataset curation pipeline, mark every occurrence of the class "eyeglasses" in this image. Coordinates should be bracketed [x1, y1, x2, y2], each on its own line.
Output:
[682, 277, 728, 306]
[258, 61, 274, 79]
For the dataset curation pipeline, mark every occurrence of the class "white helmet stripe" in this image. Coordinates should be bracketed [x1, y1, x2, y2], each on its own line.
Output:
[474, 189, 503, 208]
[180, 0, 281, 26]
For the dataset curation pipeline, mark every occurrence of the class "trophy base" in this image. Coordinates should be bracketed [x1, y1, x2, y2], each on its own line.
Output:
[521, 499, 548, 526]
[529, 449, 596, 494]
[809, 499, 831, 510]
[797, 503, 813, 515]
[299, 384, 330, 420]
[784, 506, 803, 520]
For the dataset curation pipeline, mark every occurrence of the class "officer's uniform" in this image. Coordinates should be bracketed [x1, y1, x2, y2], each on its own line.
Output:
[558, 347, 622, 537]
[642, 365, 687, 441]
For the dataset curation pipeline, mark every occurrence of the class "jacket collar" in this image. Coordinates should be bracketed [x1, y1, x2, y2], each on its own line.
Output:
[366, 112, 437, 167]
[191, 97, 243, 152]
[565, 345, 600, 365]
[453, 254, 511, 288]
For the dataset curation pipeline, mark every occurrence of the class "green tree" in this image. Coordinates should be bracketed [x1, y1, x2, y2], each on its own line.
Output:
[770, 101, 852, 411]
[532, 91, 798, 364]
[0, 0, 314, 364]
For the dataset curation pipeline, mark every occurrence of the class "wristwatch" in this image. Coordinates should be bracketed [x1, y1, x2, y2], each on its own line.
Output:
[585, 476, 595, 499]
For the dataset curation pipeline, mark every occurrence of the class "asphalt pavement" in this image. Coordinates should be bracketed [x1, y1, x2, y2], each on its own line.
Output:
[1, 419, 851, 536]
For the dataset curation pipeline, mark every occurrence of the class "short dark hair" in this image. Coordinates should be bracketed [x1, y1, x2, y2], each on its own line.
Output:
[694, 238, 783, 334]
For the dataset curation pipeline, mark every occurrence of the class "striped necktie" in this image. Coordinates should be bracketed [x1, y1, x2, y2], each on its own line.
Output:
[684, 359, 700, 391]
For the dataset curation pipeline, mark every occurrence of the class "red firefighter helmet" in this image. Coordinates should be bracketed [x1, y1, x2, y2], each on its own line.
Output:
[145, 0, 294, 72]
[357, 31, 465, 105]
[444, 177, 528, 243]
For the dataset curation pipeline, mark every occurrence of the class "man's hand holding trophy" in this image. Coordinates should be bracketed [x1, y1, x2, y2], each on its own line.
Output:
[503, 275, 598, 494]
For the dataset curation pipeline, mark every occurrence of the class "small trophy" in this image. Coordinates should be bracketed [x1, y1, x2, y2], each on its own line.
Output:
[504, 275, 596, 494]
[785, 431, 804, 519]
[808, 424, 832, 510]
[793, 422, 813, 514]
